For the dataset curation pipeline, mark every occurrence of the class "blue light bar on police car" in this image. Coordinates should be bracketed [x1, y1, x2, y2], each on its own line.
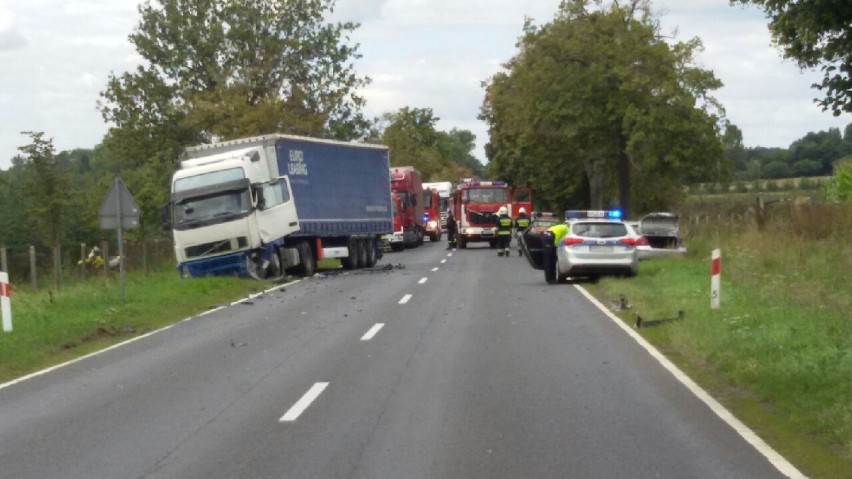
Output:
[565, 209, 623, 220]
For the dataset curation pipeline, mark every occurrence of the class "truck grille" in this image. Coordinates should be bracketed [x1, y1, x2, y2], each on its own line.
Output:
[185, 237, 248, 259]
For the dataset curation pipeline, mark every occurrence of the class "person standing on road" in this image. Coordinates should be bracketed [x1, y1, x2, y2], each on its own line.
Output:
[495, 206, 513, 257]
[542, 221, 568, 283]
[513, 207, 530, 256]
[446, 210, 457, 249]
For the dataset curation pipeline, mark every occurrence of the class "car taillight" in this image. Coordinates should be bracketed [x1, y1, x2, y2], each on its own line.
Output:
[563, 237, 584, 246]
[619, 236, 649, 246]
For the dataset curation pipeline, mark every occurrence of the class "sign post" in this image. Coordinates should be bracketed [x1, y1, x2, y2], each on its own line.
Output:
[710, 249, 721, 309]
[98, 177, 140, 300]
[1, 272, 11, 332]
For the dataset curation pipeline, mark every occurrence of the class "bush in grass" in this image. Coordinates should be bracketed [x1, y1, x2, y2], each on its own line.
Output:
[826, 159, 852, 202]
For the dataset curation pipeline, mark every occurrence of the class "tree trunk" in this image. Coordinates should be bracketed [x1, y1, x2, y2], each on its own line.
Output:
[584, 158, 606, 209]
[615, 132, 631, 219]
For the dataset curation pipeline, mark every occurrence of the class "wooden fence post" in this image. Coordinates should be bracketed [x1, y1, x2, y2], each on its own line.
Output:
[102, 240, 110, 276]
[29, 245, 37, 290]
[53, 243, 61, 291]
[80, 243, 87, 278]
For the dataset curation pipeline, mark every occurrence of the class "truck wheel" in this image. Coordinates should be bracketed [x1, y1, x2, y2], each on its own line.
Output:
[342, 239, 359, 270]
[390, 242, 403, 252]
[365, 239, 378, 266]
[296, 241, 316, 277]
[357, 239, 369, 268]
[266, 248, 284, 281]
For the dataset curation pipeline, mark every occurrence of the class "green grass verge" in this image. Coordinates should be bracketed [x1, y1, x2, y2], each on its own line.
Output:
[0, 271, 272, 384]
[591, 227, 851, 478]
[0, 259, 345, 384]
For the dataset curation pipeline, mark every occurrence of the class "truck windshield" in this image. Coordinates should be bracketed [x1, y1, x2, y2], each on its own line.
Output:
[174, 168, 245, 192]
[174, 190, 251, 226]
[465, 188, 509, 204]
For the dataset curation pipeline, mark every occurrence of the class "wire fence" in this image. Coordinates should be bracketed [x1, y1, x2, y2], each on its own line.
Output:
[0, 237, 176, 292]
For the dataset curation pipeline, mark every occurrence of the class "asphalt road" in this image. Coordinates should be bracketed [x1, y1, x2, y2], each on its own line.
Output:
[0, 239, 797, 478]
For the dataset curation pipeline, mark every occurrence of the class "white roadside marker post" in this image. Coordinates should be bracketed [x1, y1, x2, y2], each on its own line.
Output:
[1, 272, 12, 332]
[710, 249, 721, 309]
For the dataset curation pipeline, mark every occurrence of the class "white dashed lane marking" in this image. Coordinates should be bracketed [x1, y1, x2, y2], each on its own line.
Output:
[418, 277, 428, 284]
[399, 294, 412, 304]
[280, 382, 329, 422]
[361, 323, 384, 341]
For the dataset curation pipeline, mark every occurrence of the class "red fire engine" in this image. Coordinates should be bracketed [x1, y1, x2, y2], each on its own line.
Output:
[389, 166, 425, 248]
[451, 179, 533, 249]
[422, 187, 442, 242]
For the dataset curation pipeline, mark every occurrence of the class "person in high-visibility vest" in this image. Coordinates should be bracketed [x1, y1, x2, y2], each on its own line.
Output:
[513, 207, 530, 256]
[495, 206, 513, 257]
[542, 222, 569, 283]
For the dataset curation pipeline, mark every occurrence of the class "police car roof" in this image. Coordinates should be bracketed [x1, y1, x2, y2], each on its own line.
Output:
[564, 209, 623, 222]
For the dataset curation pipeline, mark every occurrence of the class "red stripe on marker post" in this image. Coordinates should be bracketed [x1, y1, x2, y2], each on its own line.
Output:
[1, 271, 11, 332]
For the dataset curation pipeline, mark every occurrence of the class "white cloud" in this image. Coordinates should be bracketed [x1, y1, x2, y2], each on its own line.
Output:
[1, 0, 849, 170]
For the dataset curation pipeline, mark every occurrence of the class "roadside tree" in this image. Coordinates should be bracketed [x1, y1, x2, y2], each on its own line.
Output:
[99, 0, 370, 230]
[732, 0, 852, 115]
[481, 0, 727, 216]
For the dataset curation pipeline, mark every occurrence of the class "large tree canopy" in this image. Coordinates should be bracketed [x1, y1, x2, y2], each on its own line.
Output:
[481, 0, 728, 215]
[732, 0, 852, 115]
[97, 0, 370, 231]
[101, 0, 370, 145]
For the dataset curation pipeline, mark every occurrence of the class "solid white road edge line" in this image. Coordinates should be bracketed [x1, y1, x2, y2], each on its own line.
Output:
[0, 277, 305, 392]
[280, 382, 329, 422]
[398, 294, 412, 304]
[573, 284, 807, 479]
[361, 323, 384, 341]
[418, 277, 428, 284]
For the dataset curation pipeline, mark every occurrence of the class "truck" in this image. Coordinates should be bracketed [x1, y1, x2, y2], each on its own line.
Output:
[451, 179, 533, 249]
[389, 166, 425, 248]
[422, 181, 453, 232]
[385, 191, 406, 251]
[422, 187, 442, 242]
[166, 134, 392, 279]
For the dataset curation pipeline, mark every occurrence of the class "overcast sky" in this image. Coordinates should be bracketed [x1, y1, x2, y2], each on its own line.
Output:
[1, 0, 849, 171]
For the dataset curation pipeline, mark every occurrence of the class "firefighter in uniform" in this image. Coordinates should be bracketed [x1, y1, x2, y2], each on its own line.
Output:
[513, 207, 530, 256]
[542, 221, 569, 283]
[446, 210, 457, 249]
[495, 206, 513, 256]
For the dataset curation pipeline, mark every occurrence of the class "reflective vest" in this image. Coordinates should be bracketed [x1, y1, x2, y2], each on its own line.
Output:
[496, 215, 513, 235]
[547, 223, 569, 246]
[515, 215, 530, 230]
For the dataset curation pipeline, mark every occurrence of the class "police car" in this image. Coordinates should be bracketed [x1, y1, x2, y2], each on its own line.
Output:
[550, 210, 641, 282]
